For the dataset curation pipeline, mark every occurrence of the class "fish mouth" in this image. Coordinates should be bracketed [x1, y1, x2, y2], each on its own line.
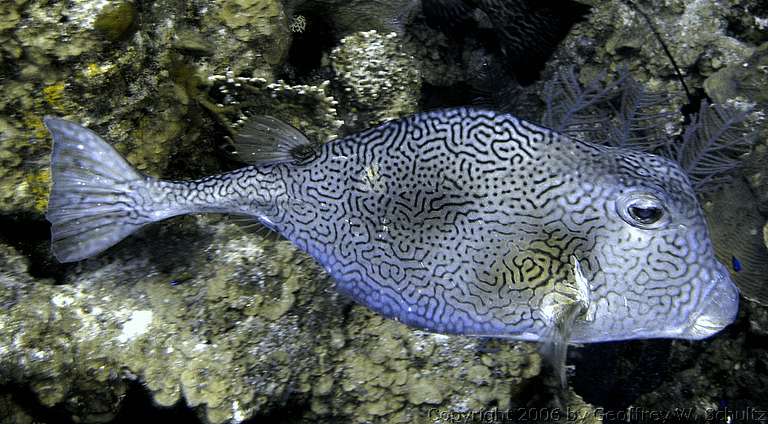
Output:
[682, 265, 740, 339]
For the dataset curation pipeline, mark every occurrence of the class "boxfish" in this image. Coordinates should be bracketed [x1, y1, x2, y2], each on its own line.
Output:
[43, 108, 739, 385]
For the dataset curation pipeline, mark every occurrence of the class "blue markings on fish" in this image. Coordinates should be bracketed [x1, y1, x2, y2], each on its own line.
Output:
[43, 108, 739, 384]
[731, 255, 742, 273]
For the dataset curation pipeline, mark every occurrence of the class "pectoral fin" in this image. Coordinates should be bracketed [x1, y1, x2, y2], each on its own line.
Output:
[232, 116, 318, 165]
[539, 302, 581, 389]
[538, 255, 591, 388]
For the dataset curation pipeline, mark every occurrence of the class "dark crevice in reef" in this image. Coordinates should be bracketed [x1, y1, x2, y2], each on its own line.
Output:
[243, 397, 311, 424]
[724, 3, 768, 45]
[282, 6, 338, 82]
[0, 215, 70, 284]
[421, 0, 590, 85]
[1, 380, 204, 424]
[509, 370, 570, 414]
[0, 382, 76, 424]
[111, 382, 201, 424]
[420, 81, 480, 110]
[679, 86, 710, 126]
[569, 340, 676, 412]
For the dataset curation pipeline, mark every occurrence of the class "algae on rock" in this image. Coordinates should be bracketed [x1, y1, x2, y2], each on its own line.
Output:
[331, 30, 422, 126]
[202, 0, 292, 77]
[0, 0, 294, 216]
[0, 217, 343, 423]
[309, 310, 541, 422]
[536, 0, 759, 122]
[704, 42, 768, 214]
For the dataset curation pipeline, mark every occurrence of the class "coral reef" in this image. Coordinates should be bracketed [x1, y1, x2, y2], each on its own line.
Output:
[204, 74, 343, 145]
[401, 20, 467, 88]
[200, 0, 292, 77]
[1, 0, 767, 422]
[331, 30, 421, 126]
[0, 217, 545, 423]
[0, 0, 295, 216]
[552, 0, 756, 91]
[704, 42, 768, 214]
[283, 0, 421, 36]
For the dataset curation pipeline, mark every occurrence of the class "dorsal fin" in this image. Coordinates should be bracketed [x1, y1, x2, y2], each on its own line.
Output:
[232, 116, 316, 165]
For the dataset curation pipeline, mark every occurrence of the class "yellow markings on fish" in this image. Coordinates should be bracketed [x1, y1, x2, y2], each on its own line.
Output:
[356, 163, 386, 193]
[539, 256, 591, 324]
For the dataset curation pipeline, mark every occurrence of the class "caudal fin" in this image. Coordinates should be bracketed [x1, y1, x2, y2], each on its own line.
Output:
[44, 117, 154, 262]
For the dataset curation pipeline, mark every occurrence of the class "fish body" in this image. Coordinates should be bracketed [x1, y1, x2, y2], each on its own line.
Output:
[44, 108, 738, 345]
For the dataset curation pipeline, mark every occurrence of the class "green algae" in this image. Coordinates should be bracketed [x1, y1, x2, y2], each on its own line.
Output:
[93, 1, 137, 42]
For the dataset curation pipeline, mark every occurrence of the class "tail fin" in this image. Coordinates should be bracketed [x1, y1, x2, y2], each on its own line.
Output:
[44, 117, 154, 262]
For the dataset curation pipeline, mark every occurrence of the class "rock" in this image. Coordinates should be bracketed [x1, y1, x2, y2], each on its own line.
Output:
[704, 42, 768, 214]
[331, 30, 421, 126]
[407, 378, 443, 405]
[283, 0, 421, 36]
[207, 0, 291, 72]
[93, 1, 137, 42]
[704, 42, 768, 105]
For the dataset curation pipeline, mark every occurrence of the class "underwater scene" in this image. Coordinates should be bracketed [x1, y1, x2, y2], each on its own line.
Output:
[1, 0, 768, 423]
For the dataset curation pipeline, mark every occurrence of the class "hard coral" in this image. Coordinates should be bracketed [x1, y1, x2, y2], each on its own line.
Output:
[331, 30, 421, 125]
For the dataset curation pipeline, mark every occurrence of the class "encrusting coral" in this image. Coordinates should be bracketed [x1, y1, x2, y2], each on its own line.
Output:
[331, 30, 421, 126]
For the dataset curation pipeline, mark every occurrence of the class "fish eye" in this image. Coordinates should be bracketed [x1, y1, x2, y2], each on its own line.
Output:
[617, 192, 669, 229]
[629, 205, 663, 224]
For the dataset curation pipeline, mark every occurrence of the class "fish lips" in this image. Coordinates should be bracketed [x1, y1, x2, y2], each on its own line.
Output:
[681, 263, 740, 340]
